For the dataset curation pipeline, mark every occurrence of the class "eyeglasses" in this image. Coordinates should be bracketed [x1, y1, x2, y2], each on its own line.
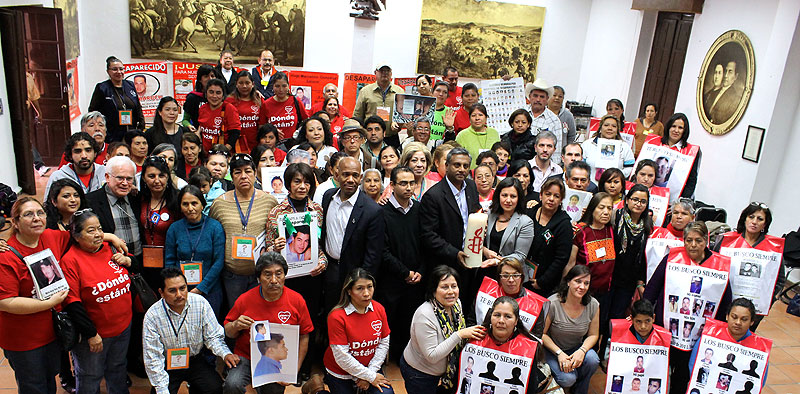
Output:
[341, 135, 363, 142]
[18, 209, 46, 220]
[112, 175, 135, 184]
[750, 201, 769, 210]
[629, 197, 648, 206]
[394, 180, 417, 187]
[499, 273, 522, 280]
[415, 126, 431, 131]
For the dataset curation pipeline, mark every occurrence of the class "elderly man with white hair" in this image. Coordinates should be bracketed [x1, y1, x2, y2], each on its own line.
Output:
[309, 83, 352, 117]
[525, 78, 564, 163]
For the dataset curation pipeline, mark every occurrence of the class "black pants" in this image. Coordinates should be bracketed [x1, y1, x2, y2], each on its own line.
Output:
[376, 281, 424, 361]
[669, 349, 691, 394]
[150, 355, 224, 394]
[286, 274, 323, 377]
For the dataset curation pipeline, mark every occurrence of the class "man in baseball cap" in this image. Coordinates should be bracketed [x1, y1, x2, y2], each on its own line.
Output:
[352, 62, 404, 148]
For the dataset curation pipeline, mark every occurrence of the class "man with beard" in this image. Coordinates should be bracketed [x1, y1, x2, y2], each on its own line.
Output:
[45, 132, 106, 196]
[58, 112, 110, 167]
[530, 130, 562, 192]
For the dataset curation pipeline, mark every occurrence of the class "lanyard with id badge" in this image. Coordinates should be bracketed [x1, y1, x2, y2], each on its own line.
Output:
[113, 87, 133, 126]
[232, 192, 257, 262]
[162, 300, 190, 370]
[180, 219, 207, 286]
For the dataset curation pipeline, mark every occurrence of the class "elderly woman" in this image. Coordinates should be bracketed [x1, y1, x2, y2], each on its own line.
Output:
[88, 56, 144, 142]
[473, 164, 495, 211]
[361, 168, 384, 203]
[633, 103, 664, 157]
[489, 258, 548, 337]
[382, 142, 434, 201]
[580, 114, 635, 181]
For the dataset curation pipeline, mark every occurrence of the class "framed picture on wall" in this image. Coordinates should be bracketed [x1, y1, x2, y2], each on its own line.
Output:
[742, 125, 765, 163]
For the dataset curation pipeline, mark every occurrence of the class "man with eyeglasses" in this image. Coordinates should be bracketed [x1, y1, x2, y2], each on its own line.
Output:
[338, 119, 376, 171]
[401, 117, 437, 151]
[45, 132, 107, 197]
[376, 166, 424, 359]
[86, 155, 142, 260]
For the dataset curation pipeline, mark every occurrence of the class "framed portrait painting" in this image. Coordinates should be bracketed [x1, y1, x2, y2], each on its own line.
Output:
[695, 30, 756, 135]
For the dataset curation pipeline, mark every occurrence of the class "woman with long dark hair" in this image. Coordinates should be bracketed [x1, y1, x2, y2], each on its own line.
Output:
[44, 179, 87, 231]
[181, 64, 216, 132]
[263, 72, 308, 140]
[176, 132, 206, 181]
[526, 177, 572, 297]
[145, 96, 187, 153]
[295, 116, 337, 170]
[226, 70, 267, 153]
[139, 156, 181, 287]
[508, 160, 538, 205]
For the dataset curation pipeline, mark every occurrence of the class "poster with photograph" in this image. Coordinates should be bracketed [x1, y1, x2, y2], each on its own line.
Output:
[648, 187, 670, 227]
[342, 73, 376, 112]
[605, 320, 670, 394]
[458, 335, 538, 394]
[250, 322, 299, 388]
[635, 136, 699, 202]
[475, 277, 546, 331]
[394, 77, 420, 95]
[286, 71, 339, 110]
[261, 167, 287, 202]
[392, 94, 436, 124]
[562, 187, 592, 223]
[24, 249, 69, 300]
[66, 58, 80, 121]
[662, 248, 730, 350]
[688, 319, 771, 394]
[588, 118, 636, 149]
[124, 61, 173, 124]
[719, 234, 783, 315]
[595, 138, 622, 170]
[480, 78, 527, 133]
[173, 62, 206, 116]
[277, 212, 319, 279]
[292, 86, 312, 110]
[645, 228, 683, 282]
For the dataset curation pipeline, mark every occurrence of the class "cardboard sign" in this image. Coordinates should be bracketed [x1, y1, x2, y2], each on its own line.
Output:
[645, 227, 683, 282]
[124, 61, 172, 125]
[634, 135, 699, 202]
[392, 94, 435, 124]
[605, 319, 671, 394]
[474, 277, 547, 330]
[277, 212, 319, 279]
[24, 249, 69, 300]
[719, 233, 784, 315]
[687, 319, 771, 394]
[342, 73, 376, 113]
[563, 187, 592, 223]
[662, 247, 730, 350]
[458, 335, 538, 394]
[286, 70, 339, 111]
[394, 77, 420, 94]
[250, 322, 299, 387]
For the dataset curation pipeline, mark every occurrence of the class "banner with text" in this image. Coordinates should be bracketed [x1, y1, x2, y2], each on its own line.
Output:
[124, 61, 172, 125]
[287, 71, 339, 111]
[635, 137, 699, 203]
[342, 73, 376, 113]
[605, 319, 671, 394]
[719, 233, 783, 315]
[458, 335, 538, 394]
[475, 277, 546, 331]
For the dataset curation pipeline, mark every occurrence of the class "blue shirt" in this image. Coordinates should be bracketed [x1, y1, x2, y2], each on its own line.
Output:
[254, 355, 282, 376]
[445, 176, 469, 246]
[689, 329, 768, 385]
[164, 215, 225, 295]
[204, 181, 226, 215]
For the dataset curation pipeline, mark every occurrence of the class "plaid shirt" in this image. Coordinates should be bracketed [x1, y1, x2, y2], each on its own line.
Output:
[266, 200, 327, 265]
[105, 185, 142, 255]
[529, 107, 565, 164]
[143, 293, 231, 394]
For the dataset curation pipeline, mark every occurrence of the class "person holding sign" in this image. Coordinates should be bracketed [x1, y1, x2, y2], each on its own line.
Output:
[88, 56, 145, 142]
[143, 268, 239, 394]
[714, 203, 785, 331]
[210, 154, 278, 309]
[526, 178, 572, 296]
[223, 252, 313, 394]
[643, 221, 732, 394]
[581, 114, 635, 181]
[60, 209, 133, 394]
[455, 104, 500, 169]
[568, 192, 616, 304]
[640, 113, 701, 199]
[475, 258, 548, 337]
[323, 269, 393, 394]
[164, 185, 226, 318]
[542, 265, 600, 394]
[400, 265, 487, 394]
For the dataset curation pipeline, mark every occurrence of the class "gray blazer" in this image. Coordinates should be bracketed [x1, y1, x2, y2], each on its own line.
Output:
[484, 211, 534, 263]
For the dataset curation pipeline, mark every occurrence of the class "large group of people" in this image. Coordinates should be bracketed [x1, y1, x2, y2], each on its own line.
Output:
[0, 50, 786, 394]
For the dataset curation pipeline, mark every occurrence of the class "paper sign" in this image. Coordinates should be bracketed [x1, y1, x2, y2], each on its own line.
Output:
[634, 136, 699, 202]
[24, 249, 69, 300]
[125, 61, 173, 125]
[261, 167, 287, 202]
[480, 77, 526, 134]
[180, 261, 202, 285]
[474, 277, 546, 330]
[277, 212, 319, 279]
[287, 71, 339, 110]
[719, 233, 783, 315]
[563, 187, 592, 223]
[172, 62, 208, 116]
[392, 94, 435, 124]
[458, 335, 538, 394]
[605, 320, 671, 394]
[250, 322, 300, 387]
[166, 347, 189, 370]
[645, 227, 683, 282]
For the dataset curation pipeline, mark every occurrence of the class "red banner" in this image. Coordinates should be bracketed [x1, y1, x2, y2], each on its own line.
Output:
[645, 227, 684, 282]
[342, 73, 376, 114]
[458, 334, 538, 394]
[172, 62, 206, 117]
[605, 319, 671, 394]
[475, 276, 547, 330]
[124, 61, 171, 124]
[66, 58, 80, 121]
[394, 77, 418, 94]
[286, 70, 339, 112]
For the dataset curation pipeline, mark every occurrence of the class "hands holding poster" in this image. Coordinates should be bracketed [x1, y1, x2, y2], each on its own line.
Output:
[563, 187, 592, 223]
[277, 212, 319, 278]
[634, 136, 699, 202]
[250, 322, 300, 388]
[24, 249, 69, 300]
[392, 94, 436, 124]
[458, 335, 538, 394]
[718, 233, 783, 315]
[605, 320, 671, 394]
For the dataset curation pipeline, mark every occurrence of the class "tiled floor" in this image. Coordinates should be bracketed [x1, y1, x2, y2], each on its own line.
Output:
[1, 171, 798, 393]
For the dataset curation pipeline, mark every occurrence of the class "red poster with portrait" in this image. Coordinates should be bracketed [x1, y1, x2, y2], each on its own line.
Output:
[342, 73, 376, 113]
[66, 58, 80, 121]
[393, 77, 418, 94]
[286, 71, 339, 112]
[173, 62, 207, 116]
[605, 319, 671, 394]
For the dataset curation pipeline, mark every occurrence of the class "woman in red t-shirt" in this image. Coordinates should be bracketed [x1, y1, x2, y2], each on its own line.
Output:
[256, 123, 286, 165]
[323, 96, 346, 135]
[139, 156, 181, 288]
[177, 132, 205, 181]
[323, 269, 392, 394]
[60, 209, 132, 394]
[197, 79, 241, 152]
[0, 197, 70, 393]
[225, 71, 268, 154]
[263, 72, 308, 140]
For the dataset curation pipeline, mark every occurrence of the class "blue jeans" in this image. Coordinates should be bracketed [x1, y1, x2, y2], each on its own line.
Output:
[222, 357, 284, 394]
[4, 340, 61, 394]
[544, 347, 599, 394]
[72, 324, 131, 394]
[202, 287, 224, 321]
[221, 270, 258, 310]
[324, 372, 395, 394]
[399, 355, 440, 394]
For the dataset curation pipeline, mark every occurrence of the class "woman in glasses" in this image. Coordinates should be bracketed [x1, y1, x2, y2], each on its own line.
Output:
[491, 258, 548, 337]
[139, 156, 181, 287]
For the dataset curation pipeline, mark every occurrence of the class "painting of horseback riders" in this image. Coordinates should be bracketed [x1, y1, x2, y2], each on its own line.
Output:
[129, 0, 306, 66]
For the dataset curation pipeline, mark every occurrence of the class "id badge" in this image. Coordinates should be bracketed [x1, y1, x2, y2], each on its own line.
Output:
[143, 245, 165, 268]
[595, 247, 607, 259]
[166, 347, 189, 370]
[180, 261, 203, 285]
[119, 110, 133, 126]
[376, 106, 390, 121]
[232, 235, 256, 261]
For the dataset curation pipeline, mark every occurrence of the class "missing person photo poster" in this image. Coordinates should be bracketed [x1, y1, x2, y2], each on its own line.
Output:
[24, 249, 69, 300]
[458, 335, 538, 394]
[286, 71, 339, 110]
[250, 322, 300, 387]
[588, 118, 637, 149]
[342, 73, 376, 111]
[277, 212, 319, 278]
[562, 187, 593, 223]
[392, 94, 436, 124]
[173, 62, 206, 115]
[688, 319, 771, 394]
[262, 167, 288, 202]
[605, 319, 670, 394]
[644, 228, 683, 282]
[124, 61, 173, 124]
[480, 78, 526, 133]
[635, 137, 699, 203]
[662, 248, 730, 350]
[474, 277, 546, 331]
[595, 138, 622, 171]
[719, 234, 784, 315]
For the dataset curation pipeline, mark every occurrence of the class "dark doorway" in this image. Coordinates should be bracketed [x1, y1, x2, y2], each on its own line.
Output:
[638, 12, 694, 123]
[0, 6, 70, 195]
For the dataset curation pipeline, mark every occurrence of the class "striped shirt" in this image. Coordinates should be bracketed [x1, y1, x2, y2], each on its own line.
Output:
[529, 107, 565, 164]
[209, 190, 277, 275]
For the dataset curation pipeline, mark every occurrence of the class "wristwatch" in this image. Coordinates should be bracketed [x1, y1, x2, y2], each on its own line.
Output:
[555, 349, 562, 356]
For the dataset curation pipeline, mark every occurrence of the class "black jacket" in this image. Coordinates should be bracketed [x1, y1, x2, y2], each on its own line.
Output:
[526, 204, 573, 296]
[88, 80, 145, 142]
[213, 65, 237, 95]
[502, 129, 536, 162]
[420, 178, 481, 268]
[380, 201, 424, 289]
[85, 186, 144, 270]
[250, 66, 275, 99]
[321, 188, 385, 277]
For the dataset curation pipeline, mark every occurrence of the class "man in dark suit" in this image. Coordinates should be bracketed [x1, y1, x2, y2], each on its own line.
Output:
[213, 50, 237, 94]
[703, 63, 724, 119]
[554, 147, 598, 193]
[321, 156, 384, 312]
[250, 50, 276, 98]
[421, 147, 481, 306]
[709, 61, 744, 124]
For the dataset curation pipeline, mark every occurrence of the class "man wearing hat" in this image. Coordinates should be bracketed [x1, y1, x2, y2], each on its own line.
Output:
[525, 78, 565, 163]
[339, 118, 378, 171]
[352, 62, 405, 148]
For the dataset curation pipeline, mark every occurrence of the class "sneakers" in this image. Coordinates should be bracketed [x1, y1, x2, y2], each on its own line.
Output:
[36, 165, 50, 176]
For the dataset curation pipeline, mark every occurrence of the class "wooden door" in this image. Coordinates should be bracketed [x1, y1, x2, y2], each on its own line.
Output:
[638, 12, 694, 123]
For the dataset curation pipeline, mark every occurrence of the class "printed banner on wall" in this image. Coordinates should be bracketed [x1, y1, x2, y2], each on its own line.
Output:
[394, 77, 419, 94]
[634, 136, 699, 203]
[125, 62, 172, 124]
[480, 77, 526, 134]
[66, 58, 80, 121]
[173, 62, 205, 116]
[287, 71, 339, 111]
[342, 73, 376, 114]
[719, 233, 784, 315]
[458, 335, 538, 394]
[604, 319, 671, 394]
[474, 277, 546, 330]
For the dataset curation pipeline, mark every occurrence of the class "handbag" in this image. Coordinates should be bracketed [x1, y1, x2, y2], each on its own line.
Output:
[130, 272, 158, 313]
[7, 246, 77, 350]
[786, 293, 800, 317]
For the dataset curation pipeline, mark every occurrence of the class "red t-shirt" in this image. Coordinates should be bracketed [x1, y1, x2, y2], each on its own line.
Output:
[573, 224, 616, 293]
[139, 204, 177, 247]
[329, 115, 344, 135]
[197, 102, 241, 152]
[58, 143, 108, 168]
[454, 107, 471, 132]
[0, 229, 70, 351]
[263, 96, 308, 140]
[445, 86, 463, 112]
[224, 286, 314, 359]
[225, 96, 268, 154]
[77, 170, 92, 188]
[61, 242, 132, 338]
[309, 102, 352, 118]
[323, 301, 390, 376]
